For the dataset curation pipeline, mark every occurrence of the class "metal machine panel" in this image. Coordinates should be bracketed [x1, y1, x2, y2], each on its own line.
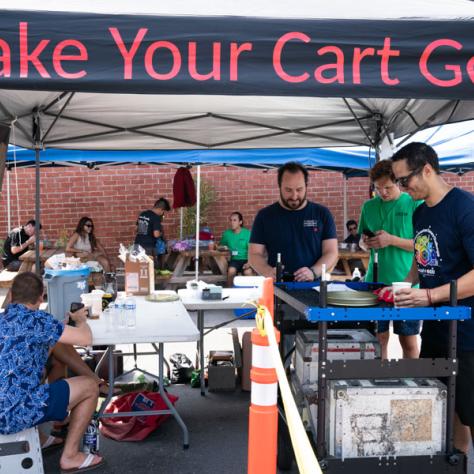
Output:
[295, 329, 380, 386]
[325, 378, 447, 459]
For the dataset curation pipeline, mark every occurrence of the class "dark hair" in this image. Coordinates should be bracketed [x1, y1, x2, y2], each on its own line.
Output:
[154, 197, 171, 211]
[25, 219, 42, 230]
[369, 160, 395, 182]
[75, 216, 97, 251]
[277, 162, 308, 187]
[346, 219, 357, 230]
[231, 211, 244, 226]
[11, 272, 43, 305]
[391, 142, 440, 174]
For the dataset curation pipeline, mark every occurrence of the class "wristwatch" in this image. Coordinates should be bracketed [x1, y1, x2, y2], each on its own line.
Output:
[310, 268, 317, 280]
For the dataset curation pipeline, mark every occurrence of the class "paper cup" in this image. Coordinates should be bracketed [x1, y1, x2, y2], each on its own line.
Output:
[392, 282, 412, 307]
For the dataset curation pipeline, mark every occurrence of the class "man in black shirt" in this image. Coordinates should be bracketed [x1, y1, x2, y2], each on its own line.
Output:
[2, 219, 41, 271]
[343, 219, 361, 246]
[134, 198, 171, 264]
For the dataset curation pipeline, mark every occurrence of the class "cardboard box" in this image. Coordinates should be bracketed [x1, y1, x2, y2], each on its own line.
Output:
[208, 350, 236, 392]
[125, 256, 154, 295]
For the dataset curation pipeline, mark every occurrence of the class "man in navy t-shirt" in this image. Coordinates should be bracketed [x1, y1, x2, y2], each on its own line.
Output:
[249, 162, 338, 281]
[391, 142, 474, 453]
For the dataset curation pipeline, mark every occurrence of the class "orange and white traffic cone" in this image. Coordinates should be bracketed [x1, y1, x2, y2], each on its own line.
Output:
[258, 277, 274, 322]
[248, 328, 281, 474]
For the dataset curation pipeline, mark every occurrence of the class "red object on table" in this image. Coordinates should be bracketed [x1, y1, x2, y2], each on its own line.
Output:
[373, 288, 394, 303]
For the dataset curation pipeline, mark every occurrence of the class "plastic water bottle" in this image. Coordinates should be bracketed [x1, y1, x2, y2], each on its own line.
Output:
[352, 267, 362, 281]
[125, 296, 136, 328]
[116, 297, 126, 328]
[82, 416, 99, 454]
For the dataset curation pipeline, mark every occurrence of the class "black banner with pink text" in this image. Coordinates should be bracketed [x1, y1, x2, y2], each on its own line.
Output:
[0, 10, 472, 98]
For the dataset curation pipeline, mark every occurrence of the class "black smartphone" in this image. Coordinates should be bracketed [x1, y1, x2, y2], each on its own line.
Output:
[70, 302, 85, 313]
[363, 229, 375, 238]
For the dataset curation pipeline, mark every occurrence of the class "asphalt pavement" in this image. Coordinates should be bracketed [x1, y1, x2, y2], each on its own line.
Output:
[42, 310, 472, 474]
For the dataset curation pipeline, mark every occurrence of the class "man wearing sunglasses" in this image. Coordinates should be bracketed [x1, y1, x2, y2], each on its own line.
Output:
[343, 219, 360, 246]
[391, 142, 474, 453]
[358, 160, 422, 359]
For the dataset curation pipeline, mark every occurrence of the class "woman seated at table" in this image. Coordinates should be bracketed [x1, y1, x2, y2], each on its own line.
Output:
[66, 217, 113, 272]
[219, 212, 252, 287]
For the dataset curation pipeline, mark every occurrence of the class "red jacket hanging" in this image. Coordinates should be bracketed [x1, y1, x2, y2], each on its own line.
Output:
[172, 167, 197, 208]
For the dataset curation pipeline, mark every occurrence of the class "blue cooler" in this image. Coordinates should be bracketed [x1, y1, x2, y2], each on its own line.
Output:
[44, 267, 90, 321]
[233, 276, 264, 320]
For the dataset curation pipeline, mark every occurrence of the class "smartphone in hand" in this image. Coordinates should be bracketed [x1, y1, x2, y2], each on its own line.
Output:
[363, 229, 375, 238]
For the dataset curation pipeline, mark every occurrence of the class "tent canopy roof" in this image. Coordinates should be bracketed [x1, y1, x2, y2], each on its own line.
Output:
[0, 1, 473, 153]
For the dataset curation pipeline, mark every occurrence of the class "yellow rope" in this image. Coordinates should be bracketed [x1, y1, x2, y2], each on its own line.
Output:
[256, 304, 323, 474]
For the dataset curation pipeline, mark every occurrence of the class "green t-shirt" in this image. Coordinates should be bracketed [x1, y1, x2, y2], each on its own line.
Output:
[358, 192, 422, 284]
[220, 227, 251, 261]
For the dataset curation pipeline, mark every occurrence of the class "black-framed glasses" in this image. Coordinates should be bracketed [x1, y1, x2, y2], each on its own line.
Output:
[348, 226, 357, 231]
[395, 167, 422, 188]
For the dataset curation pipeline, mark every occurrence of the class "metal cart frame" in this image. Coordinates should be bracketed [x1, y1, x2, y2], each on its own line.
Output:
[274, 280, 470, 473]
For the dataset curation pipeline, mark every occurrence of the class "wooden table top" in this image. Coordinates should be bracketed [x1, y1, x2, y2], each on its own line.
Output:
[338, 249, 370, 259]
[19, 247, 65, 262]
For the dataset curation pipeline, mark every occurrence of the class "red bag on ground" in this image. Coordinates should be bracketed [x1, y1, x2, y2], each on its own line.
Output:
[99, 391, 179, 441]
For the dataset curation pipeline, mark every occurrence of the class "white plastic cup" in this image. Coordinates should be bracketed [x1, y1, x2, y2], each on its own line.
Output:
[392, 282, 412, 307]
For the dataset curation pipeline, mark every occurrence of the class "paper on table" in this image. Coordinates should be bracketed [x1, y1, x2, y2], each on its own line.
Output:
[313, 283, 357, 292]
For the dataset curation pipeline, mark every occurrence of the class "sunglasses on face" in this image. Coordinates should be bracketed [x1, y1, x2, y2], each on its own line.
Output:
[348, 226, 357, 231]
[395, 167, 422, 188]
[84, 224, 93, 228]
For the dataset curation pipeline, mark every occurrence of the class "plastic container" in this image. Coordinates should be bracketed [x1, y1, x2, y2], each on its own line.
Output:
[125, 296, 137, 328]
[232, 276, 265, 320]
[44, 267, 90, 321]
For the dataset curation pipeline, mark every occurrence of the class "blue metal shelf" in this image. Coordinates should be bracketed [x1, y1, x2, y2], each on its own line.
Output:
[305, 305, 470, 322]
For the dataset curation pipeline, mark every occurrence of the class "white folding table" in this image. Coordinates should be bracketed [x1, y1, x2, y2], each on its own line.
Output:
[177, 288, 260, 396]
[88, 296, 199, 448]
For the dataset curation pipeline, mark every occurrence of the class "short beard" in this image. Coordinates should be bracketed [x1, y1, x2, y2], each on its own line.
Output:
[280, 190, 307, 210]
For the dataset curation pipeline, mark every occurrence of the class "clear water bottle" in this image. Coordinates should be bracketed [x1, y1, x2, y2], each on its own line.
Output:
[352, 267, 362, 281]
[125, 296, 136, 328]
[82, 416, 99, 454]
[116, 297, 126, 328]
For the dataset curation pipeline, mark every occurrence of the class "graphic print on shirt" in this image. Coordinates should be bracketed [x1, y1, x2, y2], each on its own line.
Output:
[303, 219, 319, 232]
[414, 228, 440, 276]
[137, 215, 150, 235]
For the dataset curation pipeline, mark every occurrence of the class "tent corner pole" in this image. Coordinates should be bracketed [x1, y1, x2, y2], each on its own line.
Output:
[194, 165, 201, 281]
[33, 111, 41, 275]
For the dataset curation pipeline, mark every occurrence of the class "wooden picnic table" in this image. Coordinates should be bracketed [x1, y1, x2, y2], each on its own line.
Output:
[164, 248, 230, 288]
[336, 249, 370, 278]
[18, 247, 65, 273]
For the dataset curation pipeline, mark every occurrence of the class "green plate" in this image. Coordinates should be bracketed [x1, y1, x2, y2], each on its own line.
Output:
[326, 290, 378, 307]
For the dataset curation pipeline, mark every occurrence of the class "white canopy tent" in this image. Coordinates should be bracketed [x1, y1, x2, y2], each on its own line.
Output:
[0, 0, 473, 273]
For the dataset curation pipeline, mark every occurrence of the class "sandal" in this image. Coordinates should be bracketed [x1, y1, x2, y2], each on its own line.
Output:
[41, 435, 64, 453]
[60, 453, 105, 473]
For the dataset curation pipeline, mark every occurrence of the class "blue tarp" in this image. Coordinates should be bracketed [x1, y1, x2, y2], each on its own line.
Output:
[6, 121, 473, 176]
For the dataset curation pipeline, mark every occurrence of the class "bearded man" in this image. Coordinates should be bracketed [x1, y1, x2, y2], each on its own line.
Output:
[249, 162, 338, 282]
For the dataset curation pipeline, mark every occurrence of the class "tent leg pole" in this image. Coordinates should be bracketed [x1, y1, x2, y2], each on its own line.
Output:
[343, 175, 348, 239]
[6, 169, 10, 232]
[34, 112, 41, 275]
[180, 207, 183, 240]
[195, 165, 201, 281]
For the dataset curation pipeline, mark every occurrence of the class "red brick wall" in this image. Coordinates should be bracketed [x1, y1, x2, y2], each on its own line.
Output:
[1, 165, 473, 267]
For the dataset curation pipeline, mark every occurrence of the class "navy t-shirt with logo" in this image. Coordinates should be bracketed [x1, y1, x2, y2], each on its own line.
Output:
[413, 188, 474, 351]
[250, 201, 337, 274]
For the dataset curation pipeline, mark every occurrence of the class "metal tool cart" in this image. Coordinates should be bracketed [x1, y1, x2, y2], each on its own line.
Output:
[273, 280, 470, 473]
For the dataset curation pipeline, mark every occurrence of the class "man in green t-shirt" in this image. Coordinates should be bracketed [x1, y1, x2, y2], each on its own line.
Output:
[219, 212, 252, 287]
[358, 160, 422, 359]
